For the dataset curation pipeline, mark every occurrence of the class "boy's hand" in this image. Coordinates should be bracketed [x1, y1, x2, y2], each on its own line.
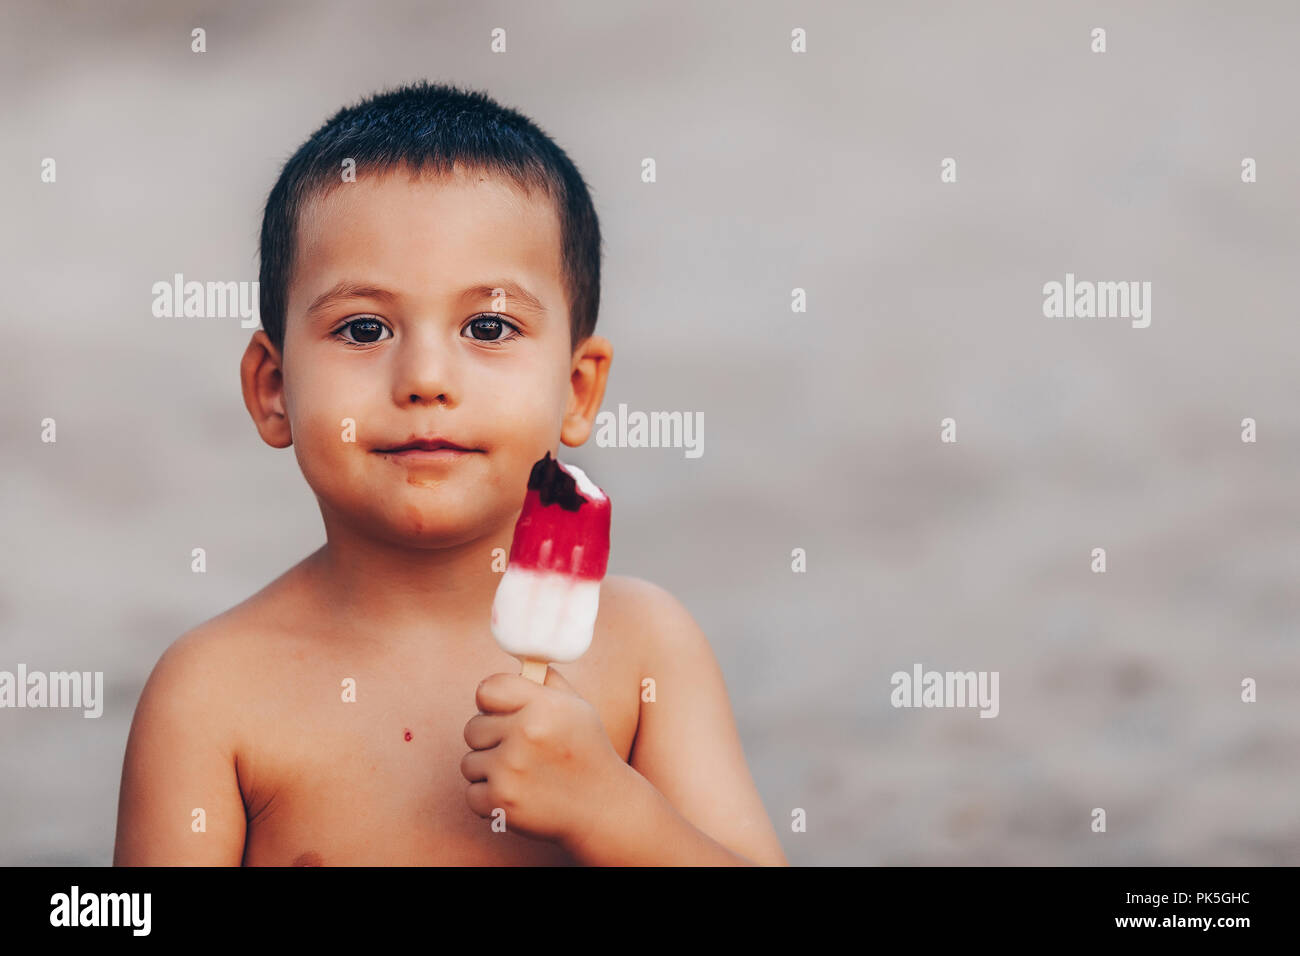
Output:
[461, 667, 628, 850]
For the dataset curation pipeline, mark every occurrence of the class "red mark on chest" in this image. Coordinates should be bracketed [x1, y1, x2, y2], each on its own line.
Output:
[291, 850, 323, 867]
[403, 729, 413, 741]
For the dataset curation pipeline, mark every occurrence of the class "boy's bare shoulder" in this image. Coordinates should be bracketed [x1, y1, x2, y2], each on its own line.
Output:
[137, 565, 308, 722]
[599, 573, 713, 672]
[157, 601, 281, 683]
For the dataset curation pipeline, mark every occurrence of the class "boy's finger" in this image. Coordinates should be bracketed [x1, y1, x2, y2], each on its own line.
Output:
[475, 672, 542, 714]
[465, 781, 493, 818]
[464, 713, 509, 750]
[460, 748, 492, 784]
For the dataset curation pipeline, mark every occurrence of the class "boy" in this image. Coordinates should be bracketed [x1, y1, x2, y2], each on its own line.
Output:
[113, 81, 787, 866]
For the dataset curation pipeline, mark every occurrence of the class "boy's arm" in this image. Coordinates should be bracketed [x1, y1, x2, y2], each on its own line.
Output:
[113, 631, 247, 865]
[569, 579, 788, 866]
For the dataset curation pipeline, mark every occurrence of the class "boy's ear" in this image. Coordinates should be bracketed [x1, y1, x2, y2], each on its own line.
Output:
[560, 334, 613, 447]
[240, 330, 293, 449]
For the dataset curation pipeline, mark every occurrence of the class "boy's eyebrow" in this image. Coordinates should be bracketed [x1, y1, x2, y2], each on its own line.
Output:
[460, 281, 547, 315]
[304, 281, 398, 318]
[303, 280, 547, 317]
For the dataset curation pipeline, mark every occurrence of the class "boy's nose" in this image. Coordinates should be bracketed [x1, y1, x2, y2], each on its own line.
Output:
[391, 331, 460, 406]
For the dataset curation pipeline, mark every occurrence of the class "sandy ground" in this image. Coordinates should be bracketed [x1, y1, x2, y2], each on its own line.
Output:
[1, 0, 1298, 865]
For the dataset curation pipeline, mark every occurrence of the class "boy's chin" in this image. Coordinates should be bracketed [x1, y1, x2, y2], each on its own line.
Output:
[371, 501, 508, 550]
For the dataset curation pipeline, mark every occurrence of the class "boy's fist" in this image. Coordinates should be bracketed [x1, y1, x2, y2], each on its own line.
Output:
[461, 666, 627, 850]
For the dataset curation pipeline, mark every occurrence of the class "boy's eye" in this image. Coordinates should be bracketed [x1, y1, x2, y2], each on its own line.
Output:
[333, 317, 391, 345]
[463, 313, 524, 344]
[330, 314, 522, 347]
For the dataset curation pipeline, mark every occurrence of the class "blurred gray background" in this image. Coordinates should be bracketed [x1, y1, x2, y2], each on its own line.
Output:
[2, 0, 1297, 865]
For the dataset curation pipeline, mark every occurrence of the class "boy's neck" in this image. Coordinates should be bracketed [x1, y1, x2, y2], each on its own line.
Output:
[304, 507, 518, 644]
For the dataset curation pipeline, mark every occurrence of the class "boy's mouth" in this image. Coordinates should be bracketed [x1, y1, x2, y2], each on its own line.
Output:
[374, 436, 484, 460]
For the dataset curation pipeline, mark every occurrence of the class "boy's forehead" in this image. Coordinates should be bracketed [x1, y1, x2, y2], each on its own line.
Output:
[290, 165, 565, 306]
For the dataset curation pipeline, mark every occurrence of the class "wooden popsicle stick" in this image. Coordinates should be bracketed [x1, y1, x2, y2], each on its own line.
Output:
[520, 659, 549, 684]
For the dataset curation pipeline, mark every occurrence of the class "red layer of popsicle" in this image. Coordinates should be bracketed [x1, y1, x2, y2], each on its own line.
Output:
[506, 452, 610, 581]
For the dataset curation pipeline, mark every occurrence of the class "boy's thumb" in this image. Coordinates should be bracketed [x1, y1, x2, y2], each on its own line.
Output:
[543, 665, 582, 698]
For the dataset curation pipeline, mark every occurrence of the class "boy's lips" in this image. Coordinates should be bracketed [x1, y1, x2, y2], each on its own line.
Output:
[373, 436, 484, 460]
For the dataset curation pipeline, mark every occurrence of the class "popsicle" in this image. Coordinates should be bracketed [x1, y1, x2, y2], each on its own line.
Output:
[491, 451, 611, 683]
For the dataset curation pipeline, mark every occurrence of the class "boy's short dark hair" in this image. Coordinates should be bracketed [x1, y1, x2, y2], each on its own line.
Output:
[257, 80, 602, 353]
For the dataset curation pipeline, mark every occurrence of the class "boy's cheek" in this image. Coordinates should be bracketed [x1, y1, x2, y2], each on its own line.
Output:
[291, 424, 365, 501]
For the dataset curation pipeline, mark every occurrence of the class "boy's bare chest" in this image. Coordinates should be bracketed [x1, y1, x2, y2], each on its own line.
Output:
[235, 636, 638, 866]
